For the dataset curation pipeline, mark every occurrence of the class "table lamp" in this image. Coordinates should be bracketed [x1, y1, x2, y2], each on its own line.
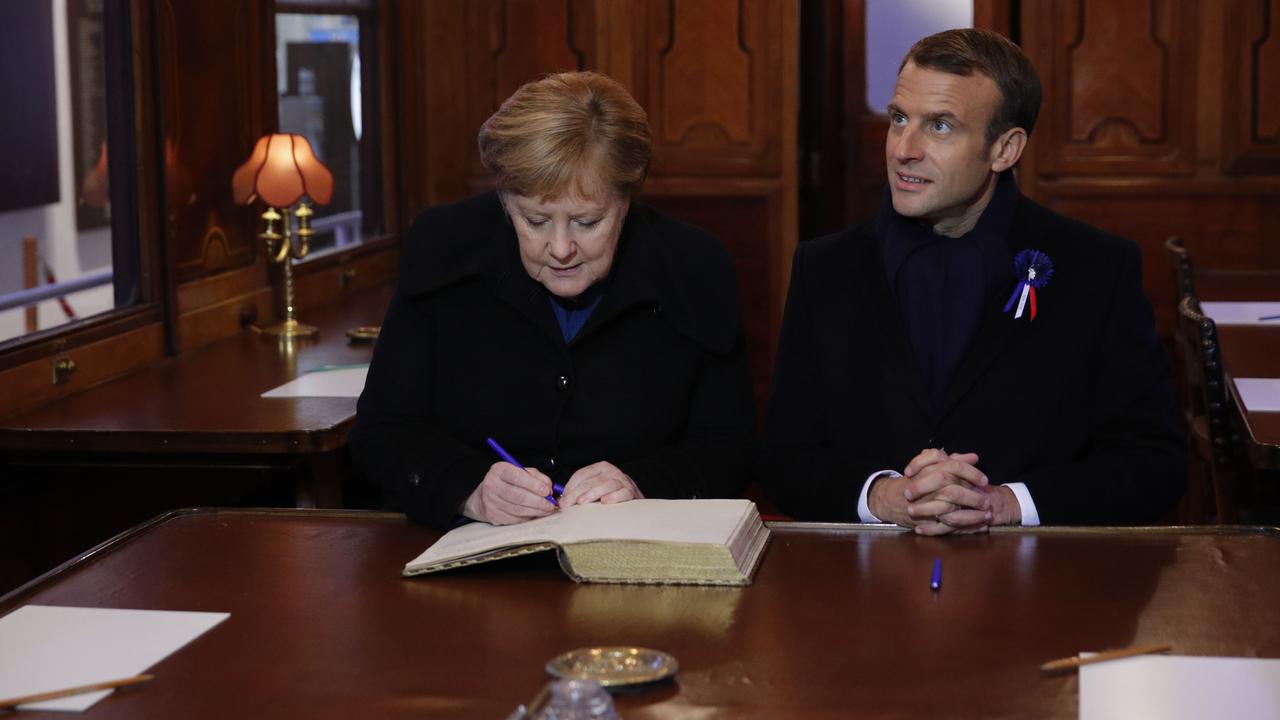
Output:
[231, 133, 334, 338]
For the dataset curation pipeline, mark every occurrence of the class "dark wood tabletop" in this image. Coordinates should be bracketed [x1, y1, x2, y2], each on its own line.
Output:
[1217, 324, 1280, 469]
[4, 509, 1278, 719]
[0, 285, 391, 456]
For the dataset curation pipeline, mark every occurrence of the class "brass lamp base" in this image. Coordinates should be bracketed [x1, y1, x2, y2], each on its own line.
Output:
[258, 204, 318, 341]
[260, 318, 318, 338]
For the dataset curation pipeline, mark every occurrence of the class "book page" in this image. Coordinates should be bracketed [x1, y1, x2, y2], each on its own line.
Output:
[0, 605, 229, 712]
[550, 499, 753, 545]
[1235, 378, 1280, 413]
[260, 366, 368, 398]
[1201, 301, 1280, 327]
[408, 510, 574, 565]
[405, 499, 755, 568]
[1080, 655, 1280, 720]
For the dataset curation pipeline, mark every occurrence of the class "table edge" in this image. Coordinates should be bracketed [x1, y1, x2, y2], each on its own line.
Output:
[6, 513, 1277, 609]
[0, 507, 408, 607]
[765, 520, 1280, 536]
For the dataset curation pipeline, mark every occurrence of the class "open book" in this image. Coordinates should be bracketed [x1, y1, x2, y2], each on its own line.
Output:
[402, 499, 770, 586]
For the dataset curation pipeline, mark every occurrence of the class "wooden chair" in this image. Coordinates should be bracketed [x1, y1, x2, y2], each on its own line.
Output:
[1164, 235, 1196, 302]
[1164, 236, 1199, 405]
[1176, 296, 1240, 522]
[1164, 236, 1204, 522]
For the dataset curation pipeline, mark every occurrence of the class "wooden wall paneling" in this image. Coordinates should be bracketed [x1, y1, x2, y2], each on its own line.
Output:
[171, 240, 401, 354]
[592, 0, 643, 92]
[1029, 0, 1196, 177]
[398, 0, 596, 214]
[377, 0, 403, 237]
[835, 0, 888, 229]
[158, 0, 274, 283]
[974, 0, 1015, 37]
[1222, 0, 1280, 174]
[1020, 0, 1280, 344]
[396, 0, 466, 216]
[1043, 188, 1280, 332]
[636, 0, 797, 408]
[172, 255, 271, 352]
[642, 179, 782, 413]
[491, 0, 588, 103]
[464, 0, 595, 192]
[797, 0, 847, 241]
[0, 323, 165, 417]
[642, 0, 782, 178]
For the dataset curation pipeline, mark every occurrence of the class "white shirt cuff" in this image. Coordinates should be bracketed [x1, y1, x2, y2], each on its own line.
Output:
[857, 470, 900, 523]
[1003, 482, 1040, 526]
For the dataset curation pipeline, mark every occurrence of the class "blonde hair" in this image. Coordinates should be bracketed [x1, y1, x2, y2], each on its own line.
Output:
[478, 71, 651, 200]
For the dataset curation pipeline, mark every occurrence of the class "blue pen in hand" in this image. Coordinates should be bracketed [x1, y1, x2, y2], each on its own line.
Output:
[485, 437, 564, 505]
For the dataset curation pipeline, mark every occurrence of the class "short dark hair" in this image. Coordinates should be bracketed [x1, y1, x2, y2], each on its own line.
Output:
[899, 28, 1042, 145]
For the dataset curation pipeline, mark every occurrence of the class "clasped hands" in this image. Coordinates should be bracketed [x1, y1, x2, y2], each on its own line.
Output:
[868, 448, 1021, 535]
[462, 460, 644, 525]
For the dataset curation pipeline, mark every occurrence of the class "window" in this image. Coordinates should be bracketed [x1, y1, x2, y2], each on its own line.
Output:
[865, 0, 973, 113]
[275, 2, 383, 259]
[0, 0, 142, 346]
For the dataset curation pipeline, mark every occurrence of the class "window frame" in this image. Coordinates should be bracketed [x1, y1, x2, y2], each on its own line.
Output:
[0, 0, 171, 370]
[273, 0, 392, 266]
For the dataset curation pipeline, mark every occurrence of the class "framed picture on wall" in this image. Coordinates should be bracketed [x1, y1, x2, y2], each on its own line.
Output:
[68, 0, 110, 231]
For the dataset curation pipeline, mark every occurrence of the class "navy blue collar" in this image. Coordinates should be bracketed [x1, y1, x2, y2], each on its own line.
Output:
[876, 171, 1019, 297]
[548, 274, 609, 342]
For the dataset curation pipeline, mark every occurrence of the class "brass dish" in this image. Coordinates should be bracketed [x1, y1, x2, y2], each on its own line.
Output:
[346, 325, 380, 343]
[545, 646, 678, 687]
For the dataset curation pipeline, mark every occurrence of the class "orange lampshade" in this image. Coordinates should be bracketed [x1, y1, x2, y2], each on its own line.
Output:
[231, 133, 333, 207]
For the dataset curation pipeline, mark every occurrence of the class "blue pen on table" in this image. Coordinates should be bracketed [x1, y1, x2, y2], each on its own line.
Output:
[930, 558, 943, 592]
[485, 437, 565, 505]
[1259, 314, 1280, 322]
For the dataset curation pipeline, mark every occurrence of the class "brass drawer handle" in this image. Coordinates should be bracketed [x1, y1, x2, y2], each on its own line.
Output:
[52, 356, 76, 385]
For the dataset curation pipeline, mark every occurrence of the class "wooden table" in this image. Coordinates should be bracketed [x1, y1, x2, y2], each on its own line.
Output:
[0, 285, 392, 506]
[4, 509, 1278, 719]
[1217, 324, 1280, 469]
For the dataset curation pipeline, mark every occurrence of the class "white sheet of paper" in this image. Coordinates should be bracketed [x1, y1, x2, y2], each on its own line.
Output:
[1080, 655, 1280, 720]
[1200, 301, 1280, 326]
[260, 366, 368, 398]
[1235, 378, 1280, 412]
[0, 605, 229, 712]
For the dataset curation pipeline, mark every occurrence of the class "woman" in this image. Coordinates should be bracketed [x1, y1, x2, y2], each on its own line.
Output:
[350, 71, 755, 530]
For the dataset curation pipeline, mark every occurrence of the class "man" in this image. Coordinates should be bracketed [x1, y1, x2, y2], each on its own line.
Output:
[761, 29, 1184, 533]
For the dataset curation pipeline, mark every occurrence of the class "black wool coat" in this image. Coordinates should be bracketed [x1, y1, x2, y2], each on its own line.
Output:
[350, 192, 757, 530]
[760, 193, 1186, 525]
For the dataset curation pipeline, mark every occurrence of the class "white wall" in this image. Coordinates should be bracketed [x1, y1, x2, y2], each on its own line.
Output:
[0, 0, 113, 344]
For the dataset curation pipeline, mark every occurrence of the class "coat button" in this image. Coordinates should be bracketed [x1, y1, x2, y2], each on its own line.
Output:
[652, 304, 664, 318]
[408, 472, 421, 487]
[555, 375, 570, 392]
[543, 456, 558, 471]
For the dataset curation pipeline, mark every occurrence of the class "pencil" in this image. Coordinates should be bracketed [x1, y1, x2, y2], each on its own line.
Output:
[1039, 643, 1172, 673]
[0, 674, 154, 709]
